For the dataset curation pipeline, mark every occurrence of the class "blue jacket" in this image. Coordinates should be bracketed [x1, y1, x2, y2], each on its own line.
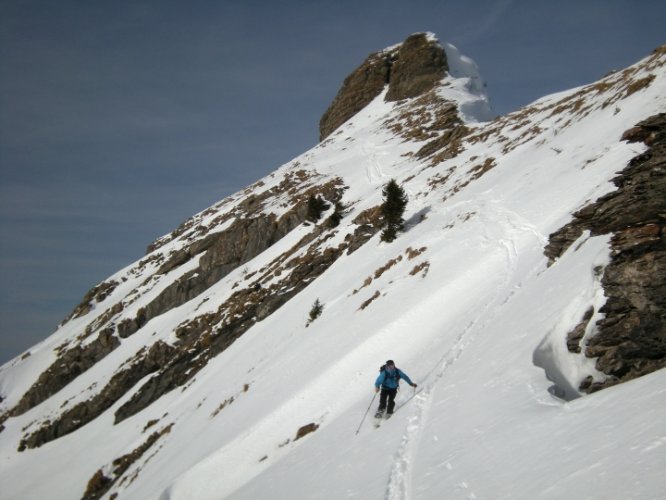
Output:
[375, 367, 414, 390]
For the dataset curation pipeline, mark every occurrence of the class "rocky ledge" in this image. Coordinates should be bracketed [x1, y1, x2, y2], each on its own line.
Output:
[546, 113, 666, 392]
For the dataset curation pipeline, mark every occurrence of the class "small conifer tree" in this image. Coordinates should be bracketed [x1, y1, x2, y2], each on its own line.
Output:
[307, 299, 324, 326]
[380, 179, 408, 242]
[307, 195, 329, 222]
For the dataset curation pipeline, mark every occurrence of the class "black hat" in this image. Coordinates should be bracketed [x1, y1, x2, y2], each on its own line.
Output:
[386, 360, 395, 366]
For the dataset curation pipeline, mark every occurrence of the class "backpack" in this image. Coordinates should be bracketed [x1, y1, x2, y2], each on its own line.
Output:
[379, 364, 400, 387]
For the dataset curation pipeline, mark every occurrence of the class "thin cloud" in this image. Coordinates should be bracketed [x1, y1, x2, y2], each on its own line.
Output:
[454, 0, 516, 45]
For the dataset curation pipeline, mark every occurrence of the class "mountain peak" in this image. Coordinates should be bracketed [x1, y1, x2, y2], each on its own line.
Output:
[319, 32, 449, 140]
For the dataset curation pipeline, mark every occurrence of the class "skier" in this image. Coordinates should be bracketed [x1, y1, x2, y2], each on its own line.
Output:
[374, 360, 417, 418]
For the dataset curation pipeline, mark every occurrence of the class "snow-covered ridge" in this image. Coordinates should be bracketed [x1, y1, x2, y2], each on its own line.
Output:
[1, 38, 665, 500]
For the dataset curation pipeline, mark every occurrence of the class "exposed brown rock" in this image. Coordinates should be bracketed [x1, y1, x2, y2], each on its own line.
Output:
[8, 178, 347, 435]
[319, 49, 392, 141]
[113, 239, 350, 424]
[295, 422, 319, 440]
[545, 113, 666, 392]
[381, 89, 467, 162]
[384, 33, 448, 102]
[566, 307, 595, 354]
[136, 179, 346, 326]
[19, 341, 175, 450]
[81, 424, 173, 499]
[319, 33, 448, 141]
[345, 205, 383, 255]
[10, 328, 120, 417]
[82, 470, 113, 500]
[64, 280, 119, 323]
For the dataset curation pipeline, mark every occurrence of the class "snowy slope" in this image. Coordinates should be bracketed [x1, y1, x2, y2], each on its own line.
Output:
[1, 38, 665, 500]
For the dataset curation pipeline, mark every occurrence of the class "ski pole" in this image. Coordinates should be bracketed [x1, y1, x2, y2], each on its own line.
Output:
[355, 392, 377, 435]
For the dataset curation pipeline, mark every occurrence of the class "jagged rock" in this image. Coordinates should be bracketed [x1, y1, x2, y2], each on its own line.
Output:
[384, 33, 448, 102]
[114, 242, 347, 424]
[345, 205, 383, 254]
[9, 179, 349, 431]
[200, 214, 291, 275]
[63, 280, 119, 323]
[81, 424, 173, 500]
[82, 470, 113, 500]
[546, 113, 666, 392]
[319, 33, 447, 140]
[127, 182, 344, 332]
[19, 341, 175, 450]
[546, 113, 666, 262]
[566, 307, 595, 353]
[10, 329, 120, 417]
[319, 49, 392, 141]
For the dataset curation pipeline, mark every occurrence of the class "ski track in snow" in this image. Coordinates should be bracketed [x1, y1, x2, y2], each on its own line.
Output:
[363, 140, 388, 185]
[384, 202, 546, 500]
[385, 313, 486, 500]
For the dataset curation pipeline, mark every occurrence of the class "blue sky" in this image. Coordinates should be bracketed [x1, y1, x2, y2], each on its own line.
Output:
[1, 0, 664, 364]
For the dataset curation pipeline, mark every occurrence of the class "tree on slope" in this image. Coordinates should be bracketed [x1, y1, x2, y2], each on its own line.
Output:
[307, 194, 329, 222]
[380, 179, 408, 243]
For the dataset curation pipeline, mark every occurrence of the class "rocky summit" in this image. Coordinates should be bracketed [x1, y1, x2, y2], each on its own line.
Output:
[319, 32, 448, 140]
[1, 34, 665, 500]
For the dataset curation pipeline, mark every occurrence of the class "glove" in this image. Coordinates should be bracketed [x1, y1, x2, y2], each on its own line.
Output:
[412, 383, 418, 388]
[375, 387, 380, 393]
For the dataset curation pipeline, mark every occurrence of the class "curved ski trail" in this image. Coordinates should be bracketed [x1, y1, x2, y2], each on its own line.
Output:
[384, 205, 546, 499]
[362, 140, 388, 185]
[384, 313, 488, 500]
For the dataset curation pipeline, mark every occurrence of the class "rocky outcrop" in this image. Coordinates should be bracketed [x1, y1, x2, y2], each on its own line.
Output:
[384, 33, 448, 102]
[319, 33, 448, 140]
[546, 113, 666, 392]
[81, 423, 174, 500]
[62, 280, 119, 324]
[19, 341, 175, 450]
[15, 178, 359, 448]
[111, 209, 378, 424]
[9, 329, 120, 417]
[113, 241, 348, 424]
[318, 48, 392, 141]
[121, 179, 346, 334]
[7, 178, 346, 430]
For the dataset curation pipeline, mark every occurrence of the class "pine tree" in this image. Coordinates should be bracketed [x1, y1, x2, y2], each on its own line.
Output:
[306, 195, 329, 222]
[307, 299, 324, 326]
[380, 179, 408, 242]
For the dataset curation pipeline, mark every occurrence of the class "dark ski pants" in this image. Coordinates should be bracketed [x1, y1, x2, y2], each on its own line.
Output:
[378, 387, 398, 414]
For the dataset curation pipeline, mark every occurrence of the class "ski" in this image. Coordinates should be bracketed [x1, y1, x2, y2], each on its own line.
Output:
[373, 410, 394, 428]
[374, 388, 424, 428]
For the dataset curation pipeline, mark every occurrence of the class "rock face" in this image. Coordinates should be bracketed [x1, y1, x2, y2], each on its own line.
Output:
[384, 33, 448, 102]
[546, 113, 666, 392]
[319, 33, 448, 140]
[18, 341, 176, 450]
[9, 329, 120, 417]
